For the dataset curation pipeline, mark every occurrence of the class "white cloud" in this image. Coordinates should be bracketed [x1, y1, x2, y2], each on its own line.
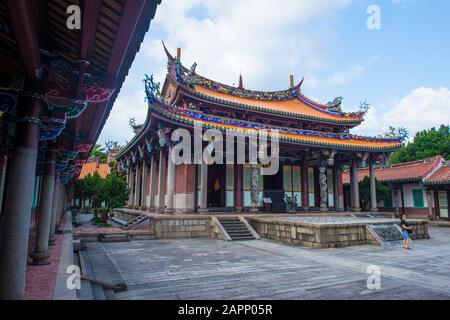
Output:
[353, 87, 450, 138]
[98, 90, 148, 146]
[146, 0, 352, 89]
[99, 0, 354, 145]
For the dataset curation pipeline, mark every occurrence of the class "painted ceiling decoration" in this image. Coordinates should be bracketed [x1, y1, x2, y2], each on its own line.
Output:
[39, 116, 66, 141]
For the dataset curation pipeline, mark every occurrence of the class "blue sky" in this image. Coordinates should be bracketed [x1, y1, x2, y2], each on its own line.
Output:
[98, 0, 450, 146]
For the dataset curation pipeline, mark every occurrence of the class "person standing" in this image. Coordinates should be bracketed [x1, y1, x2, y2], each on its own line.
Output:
[400, 214, 413, 250]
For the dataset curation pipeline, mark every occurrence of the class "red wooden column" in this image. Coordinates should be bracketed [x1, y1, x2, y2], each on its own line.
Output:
[301, 164, 309, 211]
[234, 164, 243, 212]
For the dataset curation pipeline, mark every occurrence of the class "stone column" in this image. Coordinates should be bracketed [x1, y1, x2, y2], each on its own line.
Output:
[0, 155, 7, 211]
[396, 188, 402, 217]
[319, 166, 328, 211]
[351, 159, 361, 212]
[0, 97, 43, 299]
[302, 164, 309, 211]
[369, 158, 378, 212]
[250, 165, 259, 212]
[393, 186, 399, 216]
[157, 150, 167, 212]
[427, 190, 434, 219]
[333, 166, 340, 211]
[148, 155, 157, 210]
[30, 146, 57, 264]
[165, 147, 175, 213]
[49, 175, 60, 245]
[128, 167, 134, 208]
[134, 164, 141, 208]
[234, 164, 243, 212]
[198, 161, 208, 212]
[140, 160, 148, 210]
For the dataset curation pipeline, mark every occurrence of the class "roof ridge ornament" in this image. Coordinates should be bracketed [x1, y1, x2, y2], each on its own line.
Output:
[238, 73, 243, 89]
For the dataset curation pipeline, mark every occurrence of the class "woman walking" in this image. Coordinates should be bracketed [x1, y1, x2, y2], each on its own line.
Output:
[400, 214, 413, 250]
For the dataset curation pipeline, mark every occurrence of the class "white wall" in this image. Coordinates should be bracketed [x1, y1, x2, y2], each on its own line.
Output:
[402, 183, 428, 208]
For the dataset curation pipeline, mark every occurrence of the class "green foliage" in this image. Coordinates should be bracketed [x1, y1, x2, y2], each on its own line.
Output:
[74, 172, 130, 214]
[74, 172, 102, 204]
[380, 126, 409, 143]
[390, 125, 450, 164]
[359, 176, 389, 210]
[89, 144, 108, 163]
[98, 174, 130, 211]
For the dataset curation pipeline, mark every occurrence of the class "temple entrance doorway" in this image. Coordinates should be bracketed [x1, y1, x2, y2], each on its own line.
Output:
[263, 166, 285, 213]
[207, 164, 226, 208]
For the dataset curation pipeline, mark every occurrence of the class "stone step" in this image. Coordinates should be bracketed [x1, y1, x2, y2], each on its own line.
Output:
[121, 214, 149, 230]
[218, 218, 256, 241]
[99, 234, 131, 242]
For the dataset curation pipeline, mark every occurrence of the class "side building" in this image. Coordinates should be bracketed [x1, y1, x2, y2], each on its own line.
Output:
[342, 156, 450, 220]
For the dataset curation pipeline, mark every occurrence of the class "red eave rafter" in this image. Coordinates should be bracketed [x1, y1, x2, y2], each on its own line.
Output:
[87, 0, 148, 144]
[4, 0, 42, 80]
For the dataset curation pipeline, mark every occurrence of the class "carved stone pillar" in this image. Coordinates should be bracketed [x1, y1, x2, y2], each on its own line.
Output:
[250, 165, 259, 212]
[319, 166, 328, 211]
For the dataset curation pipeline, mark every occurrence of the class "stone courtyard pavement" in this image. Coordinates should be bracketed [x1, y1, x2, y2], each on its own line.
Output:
[87, 226, 450, 300]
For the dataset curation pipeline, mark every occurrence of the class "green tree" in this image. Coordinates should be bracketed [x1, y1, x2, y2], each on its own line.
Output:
[390, 125, 450, 164]
[89, 144, 108, 163]
[359, 176, 389, 211]
[95, 174, 130, 222]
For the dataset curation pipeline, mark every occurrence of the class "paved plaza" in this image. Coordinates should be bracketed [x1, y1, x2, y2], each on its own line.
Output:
[85, 226, 450, 300]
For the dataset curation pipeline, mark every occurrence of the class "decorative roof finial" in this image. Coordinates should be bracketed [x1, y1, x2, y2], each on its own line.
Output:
[238, 73, 243, 89]
[289, 75, 294, 88]
[176, 47, 181, 60]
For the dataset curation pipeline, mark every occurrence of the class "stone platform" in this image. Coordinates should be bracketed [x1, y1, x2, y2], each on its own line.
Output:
[110, 209, 429, 248]
[249, 216, 429, 248]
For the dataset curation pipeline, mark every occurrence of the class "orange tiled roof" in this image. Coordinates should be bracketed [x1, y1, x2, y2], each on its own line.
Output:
[342, 156, 443, 184]
[192, 85, 362, 123]
[79, 162, 111, 179]
[424, 162, 450, 184]
[162, 44, 362, 125]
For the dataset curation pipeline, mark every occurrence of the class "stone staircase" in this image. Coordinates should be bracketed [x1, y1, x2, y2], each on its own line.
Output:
[218, 217, 256, 241]
[110, 213, 149, 230]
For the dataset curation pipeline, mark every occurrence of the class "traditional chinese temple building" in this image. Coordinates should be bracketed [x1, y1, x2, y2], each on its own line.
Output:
[0, 0, 161, 299]
[342, 156, 450, 220]
[116, 45, 402, 215]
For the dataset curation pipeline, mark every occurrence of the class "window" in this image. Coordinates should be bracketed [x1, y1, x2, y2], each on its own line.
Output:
[412, 189, 424, 208]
